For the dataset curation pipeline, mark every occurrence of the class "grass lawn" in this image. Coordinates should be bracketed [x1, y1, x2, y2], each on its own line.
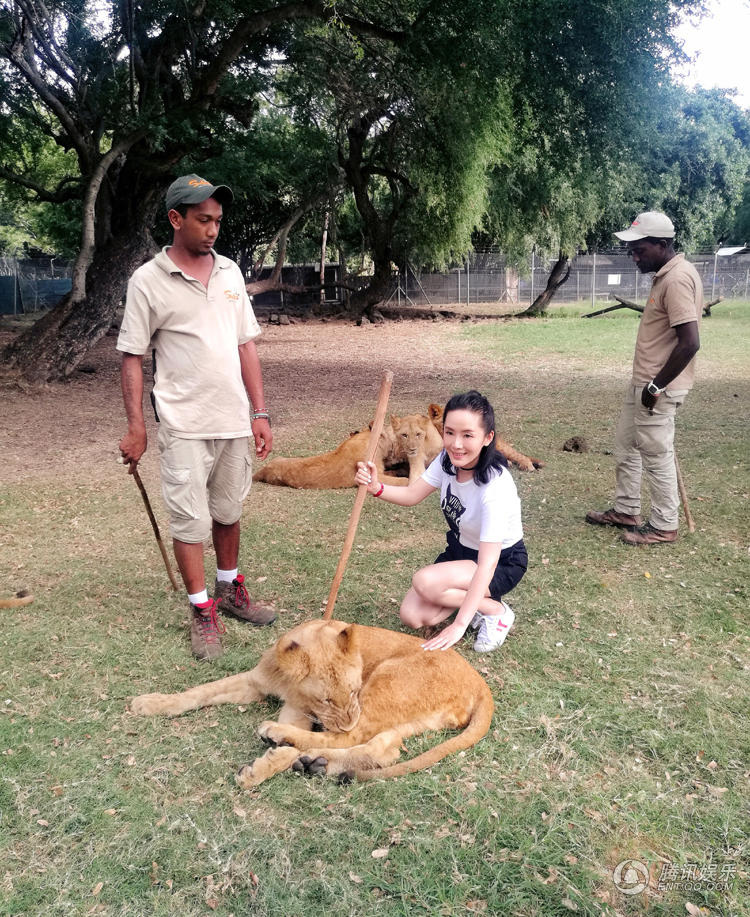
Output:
[0, 302, 747, 916]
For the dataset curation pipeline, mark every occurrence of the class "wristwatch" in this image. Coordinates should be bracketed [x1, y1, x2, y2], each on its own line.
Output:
[646, 380, 665, 396]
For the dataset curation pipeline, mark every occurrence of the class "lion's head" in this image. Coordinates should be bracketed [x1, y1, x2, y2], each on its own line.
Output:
[273, 620, 363, 732]
[389, 404, 443, 463]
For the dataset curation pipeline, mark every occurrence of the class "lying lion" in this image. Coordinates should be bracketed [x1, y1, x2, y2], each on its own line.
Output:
[253, 403, 542, 489]
[131, 618, 494, 785]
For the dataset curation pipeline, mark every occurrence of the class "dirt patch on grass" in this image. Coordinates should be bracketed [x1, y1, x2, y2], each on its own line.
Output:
[0, 315, 496, 486]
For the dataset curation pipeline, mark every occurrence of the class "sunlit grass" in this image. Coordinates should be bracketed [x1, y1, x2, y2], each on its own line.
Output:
[1, 308, 748, 916]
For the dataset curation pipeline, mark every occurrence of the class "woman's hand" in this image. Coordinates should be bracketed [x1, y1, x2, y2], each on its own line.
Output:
[355, 460, 379, 495]
[422, 620, 467, 651]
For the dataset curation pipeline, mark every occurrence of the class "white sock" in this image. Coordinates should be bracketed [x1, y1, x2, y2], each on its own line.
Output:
[216, 568, 238, 583]
[188, 589, 209, 606]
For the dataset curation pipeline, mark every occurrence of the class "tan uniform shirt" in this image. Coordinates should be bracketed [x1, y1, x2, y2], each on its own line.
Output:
[117, 248, 261, 438]
[631, 254, 703, 391]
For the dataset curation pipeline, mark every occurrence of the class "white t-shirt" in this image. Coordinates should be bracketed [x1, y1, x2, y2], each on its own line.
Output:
[117, 248, 261, 438]
[422, 453, 523, 550]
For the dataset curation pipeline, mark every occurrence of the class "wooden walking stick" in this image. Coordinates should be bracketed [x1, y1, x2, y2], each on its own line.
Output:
[323, 370, 394, 620]
[120, 460, 180, 591]
[674, 450, 696, 534]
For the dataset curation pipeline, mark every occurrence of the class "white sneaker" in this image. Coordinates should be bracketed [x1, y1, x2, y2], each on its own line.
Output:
[473, 603, 515, 653]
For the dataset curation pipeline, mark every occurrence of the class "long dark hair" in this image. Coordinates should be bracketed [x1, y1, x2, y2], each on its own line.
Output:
[440, 390, 506, 485]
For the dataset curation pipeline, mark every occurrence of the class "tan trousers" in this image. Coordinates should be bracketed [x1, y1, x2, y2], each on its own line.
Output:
[613, 384, 687, 531]
[157, 426, 254, 543]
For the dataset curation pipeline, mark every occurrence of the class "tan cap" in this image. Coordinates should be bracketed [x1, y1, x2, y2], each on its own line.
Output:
[614, 211, 675, 241]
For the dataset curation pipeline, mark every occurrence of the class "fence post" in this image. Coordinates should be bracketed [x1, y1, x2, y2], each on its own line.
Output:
[745, 269, 749, 300]
[711, 251, 718, 302]
[635, 269, 638, 302]
[591, 252, 596, 308]
[466, 258, 470, 306]
[457, 267, 461, 304]
[530, 249, 535, 305]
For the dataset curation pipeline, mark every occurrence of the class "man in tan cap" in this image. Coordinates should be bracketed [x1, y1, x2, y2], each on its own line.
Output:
[586, 211, 702, 545]
[118, 174, 276, 660]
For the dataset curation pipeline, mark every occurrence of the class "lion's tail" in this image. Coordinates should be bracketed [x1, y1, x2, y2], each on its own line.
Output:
[0, 592, 34, 608]
[355, 680, 494, 781]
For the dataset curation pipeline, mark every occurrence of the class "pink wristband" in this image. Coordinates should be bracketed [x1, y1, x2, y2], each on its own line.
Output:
[374, 482, 385, 498]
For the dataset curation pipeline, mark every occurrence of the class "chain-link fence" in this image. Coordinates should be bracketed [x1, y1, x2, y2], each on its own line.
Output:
[2, 249, 749, 317]
[0, 256, 73, 315]
[386, 249, 750, 310]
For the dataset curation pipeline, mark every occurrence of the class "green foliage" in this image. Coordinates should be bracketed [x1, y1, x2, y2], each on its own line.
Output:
[1, 0, 749, 325]
[618, 86, 750, 249]
[727, 181, 750, 244]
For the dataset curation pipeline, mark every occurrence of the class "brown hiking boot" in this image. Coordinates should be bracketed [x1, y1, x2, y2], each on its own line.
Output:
[214, 575, 276, 626]
[585, 508, 641, 529]
[190, 599, 226, 661]
[620, 522, 678, 546]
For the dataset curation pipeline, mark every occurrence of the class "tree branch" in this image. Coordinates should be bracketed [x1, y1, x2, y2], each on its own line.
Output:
[251, 186, 342, 278]
[0, 166, 81, 203]
[69, 128, 147, 301]
[582, 295, 644, 318]
[191, 2, 406, 104]
[5, 26, 92, 168]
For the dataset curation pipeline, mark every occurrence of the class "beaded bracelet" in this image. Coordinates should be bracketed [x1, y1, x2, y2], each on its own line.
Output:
[251, 410, 270, 422]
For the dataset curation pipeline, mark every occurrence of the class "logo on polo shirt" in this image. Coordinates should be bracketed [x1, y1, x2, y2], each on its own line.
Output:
[224, 289, 240, 301]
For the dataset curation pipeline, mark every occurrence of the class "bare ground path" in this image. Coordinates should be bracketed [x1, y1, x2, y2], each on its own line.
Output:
[0, 317, 526, 486]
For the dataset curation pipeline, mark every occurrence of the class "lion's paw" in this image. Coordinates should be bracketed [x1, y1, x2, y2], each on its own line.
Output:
[257, 720, 293, 747]
[291, 754, 329, 777]
[236, 762, 263, 789]
[236, 746, 299, 788]
[130, 693, 175, 716]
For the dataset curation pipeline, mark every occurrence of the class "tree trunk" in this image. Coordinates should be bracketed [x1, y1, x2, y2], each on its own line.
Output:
[2, 162, 165, 383]
[519, 253, 571, 316]
[319, 210, 329, 306]
[3, 230, 156, 383]
[350, 257, 393, 321]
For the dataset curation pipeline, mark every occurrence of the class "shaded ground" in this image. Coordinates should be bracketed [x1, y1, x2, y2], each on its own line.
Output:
[0, 313, 502, 486]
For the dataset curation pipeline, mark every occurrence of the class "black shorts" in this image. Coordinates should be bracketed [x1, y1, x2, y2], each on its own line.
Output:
[434, 532, 528, 600]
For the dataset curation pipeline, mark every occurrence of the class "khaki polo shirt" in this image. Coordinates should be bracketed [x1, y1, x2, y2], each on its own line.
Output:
[117, 248, 261, 438]
[632, 254, 703, 391]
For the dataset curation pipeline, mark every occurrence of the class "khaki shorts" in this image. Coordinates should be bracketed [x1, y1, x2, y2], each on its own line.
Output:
[157, 427, 253, 543]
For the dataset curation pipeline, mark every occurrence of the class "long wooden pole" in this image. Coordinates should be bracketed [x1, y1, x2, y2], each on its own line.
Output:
[121, 461, 180, 591]
[323, 370, 393, 620]
[674, 450, 695, 534]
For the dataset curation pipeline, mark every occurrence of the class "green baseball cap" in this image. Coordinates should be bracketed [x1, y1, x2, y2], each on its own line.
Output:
[165, 173, 233, 212]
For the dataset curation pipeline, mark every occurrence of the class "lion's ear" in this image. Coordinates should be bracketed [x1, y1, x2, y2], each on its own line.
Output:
[428, 403, 443, 420]
[390, 413, 401, 427]
[277, 636, 310, 679]
[336, 623, 359, 656]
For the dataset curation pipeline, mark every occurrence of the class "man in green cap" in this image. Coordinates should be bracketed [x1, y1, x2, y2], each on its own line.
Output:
[118, 174, 276, 660]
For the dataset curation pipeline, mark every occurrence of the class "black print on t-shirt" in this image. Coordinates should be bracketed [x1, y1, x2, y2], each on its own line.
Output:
[442, 483, 465, 536]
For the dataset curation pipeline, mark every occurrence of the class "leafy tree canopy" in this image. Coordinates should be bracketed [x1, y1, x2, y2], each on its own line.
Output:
[2, 0, 748, 379]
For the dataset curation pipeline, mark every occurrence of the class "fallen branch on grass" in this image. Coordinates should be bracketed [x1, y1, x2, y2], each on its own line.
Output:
[583, 294, 723, 319]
